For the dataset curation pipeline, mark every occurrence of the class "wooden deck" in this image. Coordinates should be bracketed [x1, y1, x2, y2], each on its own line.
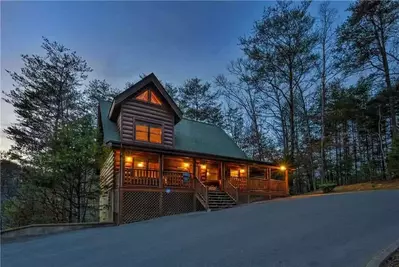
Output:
[100, 149, 289, 224]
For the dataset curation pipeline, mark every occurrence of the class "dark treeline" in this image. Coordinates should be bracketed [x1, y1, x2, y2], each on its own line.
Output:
[1, 0, 398, 228]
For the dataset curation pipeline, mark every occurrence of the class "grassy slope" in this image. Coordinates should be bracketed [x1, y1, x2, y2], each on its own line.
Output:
[310, 179, 399, 194]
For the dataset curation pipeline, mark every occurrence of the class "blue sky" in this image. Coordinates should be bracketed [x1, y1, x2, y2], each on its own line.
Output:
[0, 1, 351, 151]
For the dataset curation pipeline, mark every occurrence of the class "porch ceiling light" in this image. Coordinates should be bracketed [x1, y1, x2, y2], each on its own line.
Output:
[240, 169, 245, 173]
[137, 162, 144, 168]
[125, 156, 133, 163]
[200, 164, 206, 170]
[183, 162, 190, 168]
[280, 165, 287, 171]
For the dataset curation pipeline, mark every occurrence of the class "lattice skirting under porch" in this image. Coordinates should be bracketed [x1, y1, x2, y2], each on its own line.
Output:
[121, 190, 195, 224]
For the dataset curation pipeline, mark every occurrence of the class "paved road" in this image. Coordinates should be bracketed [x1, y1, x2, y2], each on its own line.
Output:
[2, 190, 399, 267]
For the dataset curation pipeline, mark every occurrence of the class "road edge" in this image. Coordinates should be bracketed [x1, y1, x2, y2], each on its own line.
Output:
[365, 238, 399, 267]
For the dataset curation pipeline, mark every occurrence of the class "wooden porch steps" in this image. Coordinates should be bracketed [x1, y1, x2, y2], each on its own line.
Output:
[207, 190, 237, 211]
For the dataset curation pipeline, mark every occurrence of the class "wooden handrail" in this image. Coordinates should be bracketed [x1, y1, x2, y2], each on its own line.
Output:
[225, 180, 239, 203]
[194, 176, 208, 209]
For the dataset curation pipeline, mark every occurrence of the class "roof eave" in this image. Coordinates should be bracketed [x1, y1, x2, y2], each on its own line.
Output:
[105, 140, 279, 168]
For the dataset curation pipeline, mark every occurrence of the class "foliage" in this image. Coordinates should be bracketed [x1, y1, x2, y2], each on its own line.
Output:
[319, 183, 337, 193]
[336, 0, 399, 136]
[2, 37, 92, 160]
[1, 38, 106, 228]
[84, 79, 121, 121]
[388, 136, 399, 178]
[178, 78, 224, 127]
[3, 117, 104, 227]
[0, 159, 21, 229]
[238, 0, 319, 165]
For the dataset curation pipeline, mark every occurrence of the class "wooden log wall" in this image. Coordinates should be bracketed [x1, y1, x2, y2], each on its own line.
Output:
[120, 89, 175, 146]
[100, 151, 115, 190]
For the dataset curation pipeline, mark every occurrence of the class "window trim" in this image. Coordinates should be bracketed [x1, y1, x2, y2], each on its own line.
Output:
[134, 119, 164, 145]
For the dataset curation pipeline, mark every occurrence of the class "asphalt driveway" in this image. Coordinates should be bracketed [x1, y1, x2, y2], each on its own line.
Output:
[2, 190, 399, 267]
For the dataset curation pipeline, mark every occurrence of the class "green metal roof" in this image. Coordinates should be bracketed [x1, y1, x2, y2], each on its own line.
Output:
[99, 100, 120, 143]
[174, 119, 247, 160]
[98, 101, 248, 160]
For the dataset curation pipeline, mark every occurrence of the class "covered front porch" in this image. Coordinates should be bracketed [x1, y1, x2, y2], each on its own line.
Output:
[117, 150, 289, 196]
[107, 149, 289, 224]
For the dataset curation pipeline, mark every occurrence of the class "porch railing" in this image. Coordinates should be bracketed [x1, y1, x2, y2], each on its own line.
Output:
[270, 179, 286, 192]
[124, 169, 159, 187]
[163, 171, 192, 188]
[248, 178, 269, 191]
[248, 178, 286, 193]
[224, 180, 238, 202]
[229, 176, 247, 190]
[194, 176, 208, 209]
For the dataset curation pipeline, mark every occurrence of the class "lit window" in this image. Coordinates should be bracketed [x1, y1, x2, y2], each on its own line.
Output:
[150, 127, 162, 143]
[135, 122, 162, 144]
[135, 89, 162, 106]
[150, 93, 162, 105]
[230, 170, 239, 177]
[135, 124, 149, 142]
[136, 90, 149, 102]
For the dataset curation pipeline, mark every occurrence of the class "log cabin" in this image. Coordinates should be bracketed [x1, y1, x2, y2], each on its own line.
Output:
[98, 73, 289, 224]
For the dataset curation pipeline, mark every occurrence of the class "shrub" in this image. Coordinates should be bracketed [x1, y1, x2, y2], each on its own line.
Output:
[319, 183, 337, 193]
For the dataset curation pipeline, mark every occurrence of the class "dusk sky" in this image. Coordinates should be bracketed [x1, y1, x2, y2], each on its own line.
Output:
[1, 1, 351, 151]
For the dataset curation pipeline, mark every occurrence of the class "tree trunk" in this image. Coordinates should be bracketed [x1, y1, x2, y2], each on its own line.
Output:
[378, 105, 387, 180]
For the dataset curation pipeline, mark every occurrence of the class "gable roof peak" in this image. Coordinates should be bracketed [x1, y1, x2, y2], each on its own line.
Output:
[108, 73, 183, 122]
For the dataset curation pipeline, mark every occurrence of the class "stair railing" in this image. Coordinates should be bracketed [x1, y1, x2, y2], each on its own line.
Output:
[225, 180, 239, 203]
[194, 176, 209, 209]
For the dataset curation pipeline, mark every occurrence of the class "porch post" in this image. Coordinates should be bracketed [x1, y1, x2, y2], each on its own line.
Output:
[118, 148, 125, 225]
[159, 154, 164, 216]
[192, 158, 196, 188]
[246, 164, 250, 190]
[220, 162, 224, 190]
[159, 154, 164, 188]
[247, 164, 250, 204]
[193, 158, 197, 211]
[267, 168, 271, 200]
[285, 169, 289, 195]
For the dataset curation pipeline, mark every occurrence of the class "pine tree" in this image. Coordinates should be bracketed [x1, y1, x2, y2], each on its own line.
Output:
[239, 0, 319, 165]
[84, 79, 121, 121]
[178, 78, 224, 126]
[223, 104, 244, 149]
[388, 136, 399, 178]
[2, 37, 92, 159]
[336, 0, 399, 137]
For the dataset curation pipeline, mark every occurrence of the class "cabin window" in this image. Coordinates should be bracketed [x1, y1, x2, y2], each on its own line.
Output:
[135, 122, 162, 144]
[135, 89, 162, 105]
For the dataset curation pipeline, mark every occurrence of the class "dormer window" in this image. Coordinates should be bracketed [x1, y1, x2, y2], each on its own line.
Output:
[135, 121, 162, 144]
[136, 89, 162, 105]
